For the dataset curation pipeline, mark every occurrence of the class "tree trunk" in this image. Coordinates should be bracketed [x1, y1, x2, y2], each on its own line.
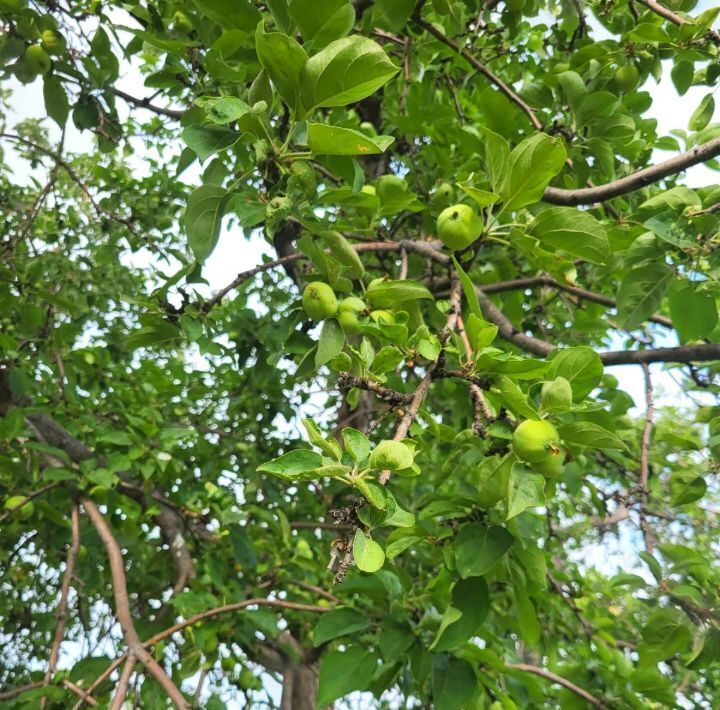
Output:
[280, 662, 326, 710]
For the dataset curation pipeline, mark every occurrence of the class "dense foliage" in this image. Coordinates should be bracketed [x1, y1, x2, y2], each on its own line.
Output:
[2, 0, 720, 707]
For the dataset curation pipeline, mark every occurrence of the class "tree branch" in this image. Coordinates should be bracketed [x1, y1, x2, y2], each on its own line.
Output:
[111, 88, 184, 119]
[635, 0, 720, 44]
[638, 364, 656, 554]
[506, 663, 607, 709]
[543, 136, 720, 205]
[413, 17, 543, 130]
[42, 502, 81, 704]
[81, 497, 189, 709]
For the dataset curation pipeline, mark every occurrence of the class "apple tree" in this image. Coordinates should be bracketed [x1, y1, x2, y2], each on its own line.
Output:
[2, 0, 720, 707]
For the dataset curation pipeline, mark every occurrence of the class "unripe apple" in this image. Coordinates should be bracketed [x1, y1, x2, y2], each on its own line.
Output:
[358, 121, 378, 137]
[13, 61, 37, 84]
[361, 185, 376, 196]
[431, 182, 454, 206]
[370, 309, 393, 324]
[532, 448, 565, 477]
[302, 282, 338, 321]
[41, 29, 65, 56]
[4, 495, 34, 521]
[512, 419, 560, 463]
[24, 44, 51, 75]
[338, 296, 367, 334]
[172, 10, 194, 34]
[436, 204, 483, 250]
[614, 64, 639, 92]
[369, 440, 414, 470]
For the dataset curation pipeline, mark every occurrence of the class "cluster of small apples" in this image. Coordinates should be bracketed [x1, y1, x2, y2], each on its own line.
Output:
[301, 281, 392, 333]
[5, 15, 66, 84]
[511, 419, 565, 477]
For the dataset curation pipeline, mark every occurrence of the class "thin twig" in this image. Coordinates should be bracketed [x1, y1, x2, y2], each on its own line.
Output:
[638, 363, 655, 554]
[506, 663, 607, 709]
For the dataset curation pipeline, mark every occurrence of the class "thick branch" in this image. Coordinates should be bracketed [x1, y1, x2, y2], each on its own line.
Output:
[543, 136, 720, 205]
[506, 663, 607, 709]
[81, 498, 189, 709]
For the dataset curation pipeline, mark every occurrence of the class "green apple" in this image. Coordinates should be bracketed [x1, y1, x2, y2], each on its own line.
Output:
[358, 121, 378, 137]
[172, 10, 194, 33]
[436, 203, 483, 250]
[302, 282, 338, 321]
[24, 44, 51, 75]
[614, 64, 639, 92]
[431, 182, 454, 206]
[512, 419, 560, 463]
[369, 440, 414, 470]
[41, 29, 66, 56]
[13, 61, 37, 84]
[338, 296, 367, 334]
[4, 495, 34, 521]
[532, 448, 565, 477]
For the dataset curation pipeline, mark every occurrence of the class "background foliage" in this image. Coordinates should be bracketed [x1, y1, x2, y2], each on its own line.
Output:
[2, 0, 720, 707]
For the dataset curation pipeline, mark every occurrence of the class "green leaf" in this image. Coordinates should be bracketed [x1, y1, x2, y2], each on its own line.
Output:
[299, 36, 399, 112]
[529, 206, 611, 265]
[465, 313, 498, 350]
[192, 0, 260, 30]
[496, 376, 539, 420]
[196, 96, 252, 125]
[315, 318, 345, 367]
[671, 59, 694, 96]
[353, 529, 385, 572]
[616, 261, 673, 329]
[669, 470, 707, 506]
[342, 427, 371, 462]
[256, 449, 323, 479]
[452, 256, 481, 319]
[289, 0, 354, 49]
[182, 125, 238, 162]
[356, 478, 388, 509]
[668, 279, 718, 343]
[307, 122, 394, 155]
[458, 184, 499, 208]
[689, 93, 714, 132]
[371, 0, 416, 31]
[454, 523, 513, 578]
[313, 607, 370, 645]
[640, 608, 692, 661]
[559, 422, 628, 451]
[255, 25, 308, 111]
[185, 185, 229, 264]
[547, 347, 604, 402]
[366, 280, 433, 307]
[302, 418, 343, 460]
[507, 464, 545, 520]
[431, 655, 477, 710]
[499, 133, 567, 213]
[43, 76, 69, 128]
[432, 577, 489, 651]
[317, 646, 377, 705]
[320, 231, 365, 278]
[483, 127, 510, 192]
[511, 568, 541, 645]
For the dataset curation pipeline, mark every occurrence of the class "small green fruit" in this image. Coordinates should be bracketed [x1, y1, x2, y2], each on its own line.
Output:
[13, 62, 37, 84]
[437, 204, 483, 250]
[370, 309, 393, 324]
[339, 296, 367, 314]
[302, 282, 338, 321]
[541, 377, 573, 412]
[338, 310, 360, 334]
[369, 440, 414, 470]
[614, 64, 639, 92]
[172, 10, 194, 33]
[360, 185, 376, 196]
[512, 419, 560, 463]
[24, 44, 51, 75]
[431, 182, 454, 206]
[221, 656, 236, 673]
[532, 448, 565, 477]
[4, 495, 34, 521]
[358, 121, 378, 137]
[41, 29, 65, 56]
